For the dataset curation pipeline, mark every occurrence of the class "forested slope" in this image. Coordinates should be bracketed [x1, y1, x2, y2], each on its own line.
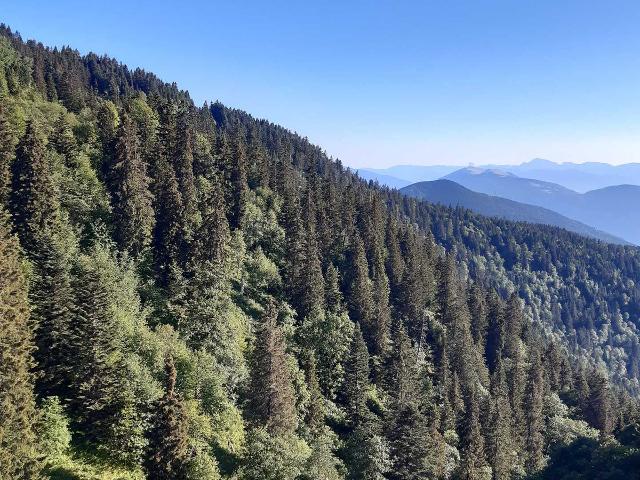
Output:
[0, 25, 639, 480]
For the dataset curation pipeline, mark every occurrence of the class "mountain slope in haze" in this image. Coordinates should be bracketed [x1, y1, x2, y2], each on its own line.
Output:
[364, 164, 460, 183]
[369, 159, 640, 192]
[445, 167, 640, 244]
[355, 168, 410, 188]
[400, 179, 628, 244]
[505, 158, 640, 192]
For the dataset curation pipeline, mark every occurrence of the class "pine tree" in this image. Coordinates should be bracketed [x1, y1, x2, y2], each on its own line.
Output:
[385, 322, 430, 480]
[145, 355, 190, 480]
[152, 156, 184, 289]
[109, 112, 155, 256]
[305, 353, 325, 437]
[0, 208, 42, 479]
[0, 102, 17, 207]
[370, 242, 391, 358]
[485, 291, 504, 374]
[397, 229, 432, 339]
[342, 323, 371, 425]
[228, 128, 249, 229]
[586, 370, 612, 436]
[174, 113, 198, 235]
[30, 236, 74, 400]
[486, 357, 514, 480]
[249, 301, 297, 434]
[457, 386, 487, 480]
[10, 121, 58, 251]
[348, 236, 375, 349]
[325, 264, 345, 315]
[524, 349, 544, 474]
[68, 261, 128, 447]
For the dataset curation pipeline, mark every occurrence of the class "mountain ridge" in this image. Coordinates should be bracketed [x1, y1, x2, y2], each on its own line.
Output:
[400, 179, 628, 245]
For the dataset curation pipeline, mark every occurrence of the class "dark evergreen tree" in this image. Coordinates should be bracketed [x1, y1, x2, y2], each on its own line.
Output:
[249, 301, 297, 434]
[0, 102, 17, 207]
[524, 350, 544, 474]
[342, 322, 371, 424]
[0, 208, 42, 479]
[30, 236, 74, 400]
[347, 236, 375, 349]
[145, 355, 190, 480]
[457, 386, 487, 480]
[109, 112, 155, 256]
[486, 357, 514, 480]
[68, 262, 128, 447]
[586, 370, 612, 436]
[10, 121, 57, 251]
[385, 322, 430, 480]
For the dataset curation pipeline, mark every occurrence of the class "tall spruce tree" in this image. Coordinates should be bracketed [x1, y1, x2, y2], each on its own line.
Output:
[385, 322, 430, 480]
[524, 349, 544, 474]
[30, 236, 74, 400]
[342, 322, 371, 424]
[249, 301, 297, 434]
[109, 112, 155, 256]
[0, 102, 17, 207]
[145, 355, 190, 480]
[68, 260, 128, 447]
[347, 236, 375, 350]
[457, 386, 487, 480]
[0, 208, 42, 479]
[486, 357, 514, 480]
[10, 121, 58, 252]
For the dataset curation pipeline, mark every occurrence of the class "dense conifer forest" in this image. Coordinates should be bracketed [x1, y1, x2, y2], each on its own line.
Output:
[0, 25, 639, 479]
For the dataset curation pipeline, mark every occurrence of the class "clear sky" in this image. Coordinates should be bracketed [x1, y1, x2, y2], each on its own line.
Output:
[3, 0, 640, 167]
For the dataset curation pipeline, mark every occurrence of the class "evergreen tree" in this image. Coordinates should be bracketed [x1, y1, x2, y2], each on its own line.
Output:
[385, 322, 430, 480]
[347, 236, 375, 350]
[152, 156, 184, 289]
[342, 323, 371, 424]
[68, 260, 128, 447]
[10, 121, 58, 251]
[249, 301, 297, 434]
[524, 350, 544, 474]
[370, 242, 391, 358]
[586, 370, 612, 436]
[228, 128, 249, 229]
[457, 386, 487, 480]
[30, 236, 74, 400]
[109, 112, 155, 256]
[0, 102, 17, 207]
[486, 357, 514, 480]
[0, 208, 42, 479]
[145, 355, 190, 480]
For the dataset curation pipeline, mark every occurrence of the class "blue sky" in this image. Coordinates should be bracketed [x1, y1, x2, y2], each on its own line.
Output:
[4, 0, 640, 167]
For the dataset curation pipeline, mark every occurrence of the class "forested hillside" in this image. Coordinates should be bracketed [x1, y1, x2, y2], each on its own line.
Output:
[1, 25, 639, 480]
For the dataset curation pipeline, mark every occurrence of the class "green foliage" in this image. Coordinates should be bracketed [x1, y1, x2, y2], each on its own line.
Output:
[38, 396, 72, 460]
[0, 208, 42, 479]
[239, 428, 311, 480]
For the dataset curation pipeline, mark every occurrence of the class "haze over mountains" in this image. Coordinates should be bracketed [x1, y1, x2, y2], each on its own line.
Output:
[359, 159, 640, 245]
[446, 168, 640, 245]
[400, 179, 628, 245]
[363, 158, 640, 192]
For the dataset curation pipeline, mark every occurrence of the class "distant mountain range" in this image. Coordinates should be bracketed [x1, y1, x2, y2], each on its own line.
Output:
[355, 169, 411, 188]
[363, 158, 640, 192]
[400, 180, 628, 245]
[445, 167, 640, 245]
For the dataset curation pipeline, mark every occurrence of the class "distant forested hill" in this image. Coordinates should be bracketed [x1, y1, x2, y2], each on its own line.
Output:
[400, 179, 627, 244]
[446, 167, 640, 244]
[0, 24, 638, 480]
